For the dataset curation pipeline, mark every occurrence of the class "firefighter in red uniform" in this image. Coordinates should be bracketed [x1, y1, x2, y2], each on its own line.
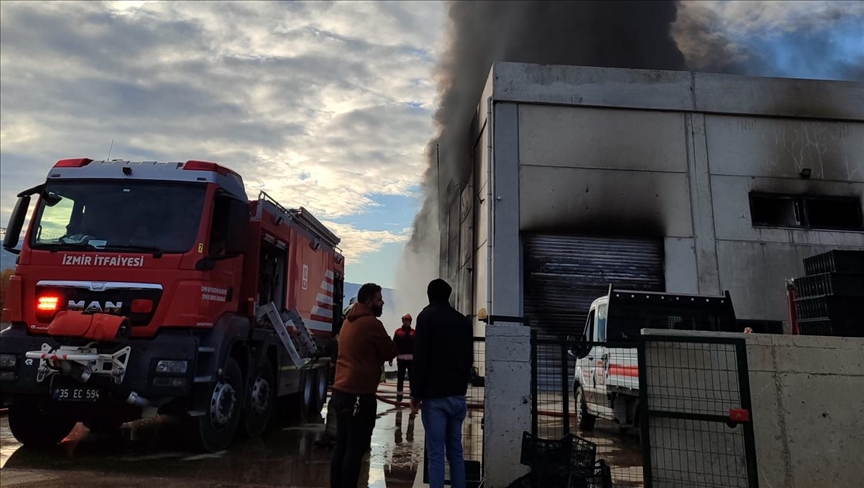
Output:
[390, 313, 416, 403]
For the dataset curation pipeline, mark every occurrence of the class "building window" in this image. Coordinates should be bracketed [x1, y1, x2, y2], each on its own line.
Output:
[749, 193, 863, 231]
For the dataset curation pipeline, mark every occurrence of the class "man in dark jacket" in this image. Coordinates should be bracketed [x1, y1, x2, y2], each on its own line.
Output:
[330, 284, 397, 488]
[390, 313, 415, 403]
[410, 279, 473, 488]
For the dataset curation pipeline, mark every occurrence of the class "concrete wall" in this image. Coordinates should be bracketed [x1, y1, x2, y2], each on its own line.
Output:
[746, 332, 864, 488]
[642, 330, 864, 488]
[482, 324, 531, 488]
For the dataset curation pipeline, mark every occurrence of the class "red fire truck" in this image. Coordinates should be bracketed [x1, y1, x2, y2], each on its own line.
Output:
[0, 158, 345, 452]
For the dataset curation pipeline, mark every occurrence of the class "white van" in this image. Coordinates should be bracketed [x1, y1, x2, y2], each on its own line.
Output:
[570, 287, 738, 434]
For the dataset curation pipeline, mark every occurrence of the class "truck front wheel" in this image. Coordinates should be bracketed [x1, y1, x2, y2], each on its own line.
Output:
[185, 357, 244, 452]
[575, 387, 596, 431]
[8, 399, 77, 448]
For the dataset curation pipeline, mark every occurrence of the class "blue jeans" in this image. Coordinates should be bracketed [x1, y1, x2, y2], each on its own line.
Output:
[421, 396, 467, 488]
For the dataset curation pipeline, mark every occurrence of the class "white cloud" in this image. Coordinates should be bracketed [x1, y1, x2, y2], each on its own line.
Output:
[322, 221, 410, 263]
[0, 0, 446, 263]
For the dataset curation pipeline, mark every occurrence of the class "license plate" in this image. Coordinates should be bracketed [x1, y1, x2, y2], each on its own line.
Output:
[53, 386, 101, 402]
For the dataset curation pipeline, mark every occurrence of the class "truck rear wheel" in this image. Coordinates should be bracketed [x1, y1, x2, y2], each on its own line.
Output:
[575, 387, 596, 431]
[310, 364, 329, 417]
[8, 399, 77, 448]
[300, 366, 326, 420]
[185, 357, 244, 452]
[241, 357, 274, 438]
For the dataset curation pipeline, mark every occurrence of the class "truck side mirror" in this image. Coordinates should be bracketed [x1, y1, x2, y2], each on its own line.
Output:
[3, 195, 31, 254]
[224, 198, 249, 255]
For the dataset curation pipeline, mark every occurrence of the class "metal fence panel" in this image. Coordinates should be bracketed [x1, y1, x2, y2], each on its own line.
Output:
[528, 334, 759, 488]
[639, 335, 759, 488]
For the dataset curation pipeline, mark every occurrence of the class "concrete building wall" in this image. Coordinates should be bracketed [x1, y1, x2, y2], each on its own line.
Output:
[643, 329, 864, 488]
[702, 114, 864, 321]
[512, 81, 864, 325]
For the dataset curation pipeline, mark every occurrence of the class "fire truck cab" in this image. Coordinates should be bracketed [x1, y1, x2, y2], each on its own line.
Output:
[0, 158, 344, 452]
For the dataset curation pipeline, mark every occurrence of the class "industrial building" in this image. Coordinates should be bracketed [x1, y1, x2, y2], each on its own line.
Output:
[439, 62, 864, 338]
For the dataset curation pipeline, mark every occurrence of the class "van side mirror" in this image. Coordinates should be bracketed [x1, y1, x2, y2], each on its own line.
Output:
[3, 195, 31, 254]
[224, 198, 249, 255]
[566, 334, 591, 359]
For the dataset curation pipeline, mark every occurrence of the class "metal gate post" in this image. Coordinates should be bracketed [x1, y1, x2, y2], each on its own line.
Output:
[561, 341, 570, 435]
[736, 340, 760, 488]
[637, 337, 653, 488]
[530, 329, 538, 436]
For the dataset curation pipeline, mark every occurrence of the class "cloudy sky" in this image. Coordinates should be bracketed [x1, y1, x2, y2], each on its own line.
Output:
[1, 1, 861, 288]
[0, 0, 446, 288]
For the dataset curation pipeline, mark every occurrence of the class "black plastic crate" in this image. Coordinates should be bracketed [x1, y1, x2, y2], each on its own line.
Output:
[507, 460, 612, 488]
[794, 273, 864, 298]
[804, 250, 864, 275]
[794, 295, 863, 320]
[798, 318, 864, 337]
[519, 431, 597, 477]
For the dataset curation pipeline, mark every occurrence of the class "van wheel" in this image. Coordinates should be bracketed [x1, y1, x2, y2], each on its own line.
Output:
[241, 357, 274, 438]
[8, 399, 77, 448]
[185, 357, 244, 452]
[575, 387, 596, 431]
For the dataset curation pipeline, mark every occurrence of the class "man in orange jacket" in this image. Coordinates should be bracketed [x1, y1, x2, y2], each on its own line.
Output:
[329, 283, 397, 488]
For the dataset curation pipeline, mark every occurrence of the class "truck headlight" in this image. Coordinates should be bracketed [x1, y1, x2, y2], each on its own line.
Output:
[155, 360, 188, 374]
[0, 354, 17, 369]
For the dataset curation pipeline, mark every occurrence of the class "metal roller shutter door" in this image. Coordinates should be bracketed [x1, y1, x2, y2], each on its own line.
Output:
[524, 234, 666, 338]
[523, 234, 665, 392]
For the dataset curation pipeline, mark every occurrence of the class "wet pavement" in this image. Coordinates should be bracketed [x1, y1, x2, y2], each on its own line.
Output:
[0, 400, 425, 488]
[1, 388, 642, 487]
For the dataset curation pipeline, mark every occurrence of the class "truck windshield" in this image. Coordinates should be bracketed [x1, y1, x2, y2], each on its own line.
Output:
[29, 181, 207, 254]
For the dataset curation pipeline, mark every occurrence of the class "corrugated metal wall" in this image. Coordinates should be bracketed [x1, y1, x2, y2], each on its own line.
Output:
[523, 234, 666, 339]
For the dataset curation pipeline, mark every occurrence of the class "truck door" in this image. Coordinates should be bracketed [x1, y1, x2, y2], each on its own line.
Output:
[200, 194, 244, 321]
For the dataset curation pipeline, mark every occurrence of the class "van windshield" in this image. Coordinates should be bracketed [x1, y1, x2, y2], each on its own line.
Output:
[30, 181, 207, 254]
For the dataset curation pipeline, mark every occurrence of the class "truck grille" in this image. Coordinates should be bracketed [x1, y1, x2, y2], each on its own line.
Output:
[36, 282, 163, 326]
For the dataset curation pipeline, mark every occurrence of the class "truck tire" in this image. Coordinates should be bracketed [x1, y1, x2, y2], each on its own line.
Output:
[8, 399, 77, 448]
[575, 387, 596, 431]
[300, 366, 326, 421]
[310, 364, 329, 417]
[241, 357, 275, 438]
[300, 368, 315, 418]
[185, 357, 244, 452]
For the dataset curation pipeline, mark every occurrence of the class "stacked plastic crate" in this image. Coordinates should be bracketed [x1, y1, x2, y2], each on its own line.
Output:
[794, 250, 864, 337]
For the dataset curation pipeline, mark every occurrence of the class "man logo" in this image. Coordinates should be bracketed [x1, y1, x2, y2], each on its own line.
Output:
[68, 300, 123, 314]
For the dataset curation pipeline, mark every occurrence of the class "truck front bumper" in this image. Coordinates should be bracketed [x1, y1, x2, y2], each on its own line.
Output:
[0, 326, 199, 405]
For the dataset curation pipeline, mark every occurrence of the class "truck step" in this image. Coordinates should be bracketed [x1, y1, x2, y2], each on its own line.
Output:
[194, 376, 214, 383]
[284, 308, 320, 357]
[256, 302, 308, 369]
[197, 347, 215, 354]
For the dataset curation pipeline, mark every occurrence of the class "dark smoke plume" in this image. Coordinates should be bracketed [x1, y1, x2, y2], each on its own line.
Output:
[406, 1, 686, 253]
